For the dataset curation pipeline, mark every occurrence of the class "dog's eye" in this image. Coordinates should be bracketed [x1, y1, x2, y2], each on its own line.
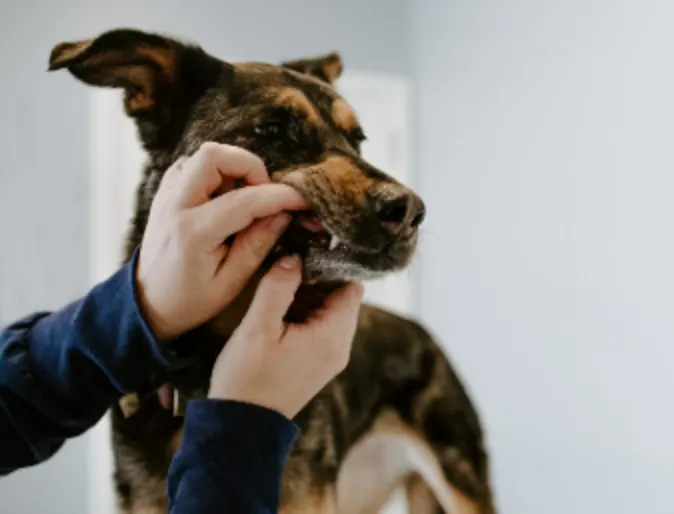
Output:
[254, 122, 284, 137]
[253, 118, 301, 144]
[347, 128, 367, 151]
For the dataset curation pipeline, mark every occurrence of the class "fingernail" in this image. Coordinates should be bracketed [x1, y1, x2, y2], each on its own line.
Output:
[269, 213, 292, 233]
[279, 254, 300, 269]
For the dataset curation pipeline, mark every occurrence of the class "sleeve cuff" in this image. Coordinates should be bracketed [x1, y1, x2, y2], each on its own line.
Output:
[168, 399, 300, 511]
[126, 246, 192, 372]
[180, 399, 300, 452]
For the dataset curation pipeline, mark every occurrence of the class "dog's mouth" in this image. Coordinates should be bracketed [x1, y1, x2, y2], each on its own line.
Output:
[157, 212, 351, 411]
[274, 211, 342, 255]
[156, 205, 418, 414]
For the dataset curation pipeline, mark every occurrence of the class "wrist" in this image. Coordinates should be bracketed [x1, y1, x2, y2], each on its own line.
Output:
[134, 278, 174, 343]
[132, 250, 178, 343]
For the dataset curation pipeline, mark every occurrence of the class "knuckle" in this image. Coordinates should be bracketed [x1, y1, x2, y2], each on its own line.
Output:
[232, 145, 265, 171]
[258, 269, 280, 291]
[249, 153, 266, 174]
[196, 142, 220, 166]
[232, 186, 256, 206]
[199, 141, 220, 156]
[242, 229, 273, 260]
[258, 270, 294, 299]
[168, 155, 188, 174]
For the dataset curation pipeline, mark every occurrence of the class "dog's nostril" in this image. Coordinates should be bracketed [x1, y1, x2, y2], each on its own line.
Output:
[410, 201, 426, 228]
[379, 200, 408, 223]
[370, 191, 426, 234]
[375, 195, 411, 233]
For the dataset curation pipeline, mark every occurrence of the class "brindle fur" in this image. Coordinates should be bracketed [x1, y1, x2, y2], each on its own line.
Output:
[48, 28, 496, 513]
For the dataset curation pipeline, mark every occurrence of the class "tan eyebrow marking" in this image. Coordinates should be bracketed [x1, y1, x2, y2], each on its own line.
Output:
[275, 87, 320, 124]
[320, 155, 373, 199]
[331, 98, 359, 133]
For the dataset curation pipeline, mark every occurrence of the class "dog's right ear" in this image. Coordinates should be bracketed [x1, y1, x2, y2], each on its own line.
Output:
[49, 28, 227, 148]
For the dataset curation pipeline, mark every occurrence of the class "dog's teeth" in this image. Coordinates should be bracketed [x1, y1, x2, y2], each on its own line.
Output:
[329, 235, 340, 251]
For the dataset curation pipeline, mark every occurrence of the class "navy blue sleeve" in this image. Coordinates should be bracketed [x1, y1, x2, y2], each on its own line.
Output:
[0, 250, 189, 475]
[168, 399, 300, 514]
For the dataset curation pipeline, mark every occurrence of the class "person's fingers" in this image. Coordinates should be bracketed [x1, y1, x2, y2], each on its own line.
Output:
[160, 156, 186, 186]
[240, 255, 303, 334]
[214, 213, 291, 294]
[190, 184, 307, 245]
[176, 143, 269, 208]
[146, 156, 186, 210]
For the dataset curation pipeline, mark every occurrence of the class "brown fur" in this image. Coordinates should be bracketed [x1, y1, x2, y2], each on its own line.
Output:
[49, 28, 497, 513]
[275, 87, 321, 124]
[331, 98, 360, 133]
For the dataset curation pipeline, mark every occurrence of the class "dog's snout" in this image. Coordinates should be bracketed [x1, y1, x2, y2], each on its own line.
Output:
[371, 190, 426, 235]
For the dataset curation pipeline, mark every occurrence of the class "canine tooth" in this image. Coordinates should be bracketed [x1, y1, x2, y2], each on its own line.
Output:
[329, 235, 340, 251]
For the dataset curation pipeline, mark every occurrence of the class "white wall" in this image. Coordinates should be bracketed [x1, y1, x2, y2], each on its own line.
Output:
[413, 1, 674, 513]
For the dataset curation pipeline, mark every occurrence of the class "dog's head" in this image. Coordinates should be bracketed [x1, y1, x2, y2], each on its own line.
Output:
[49, 28, 425, 284]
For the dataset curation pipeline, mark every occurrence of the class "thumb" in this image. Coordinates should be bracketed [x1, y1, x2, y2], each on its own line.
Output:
[240, 255, 302, 334]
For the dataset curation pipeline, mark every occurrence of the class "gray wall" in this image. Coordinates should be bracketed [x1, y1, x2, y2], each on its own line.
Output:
[0, 1, 410, 512]
[413, 1, 674, 513]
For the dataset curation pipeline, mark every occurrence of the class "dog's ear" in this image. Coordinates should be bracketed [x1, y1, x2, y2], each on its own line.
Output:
[281, 52, 343, 85]
[49, 28, 226, 148]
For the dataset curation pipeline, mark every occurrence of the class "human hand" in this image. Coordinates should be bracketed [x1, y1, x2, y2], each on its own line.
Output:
[135, 143, 307, 342]
[207, 255, 364, 419]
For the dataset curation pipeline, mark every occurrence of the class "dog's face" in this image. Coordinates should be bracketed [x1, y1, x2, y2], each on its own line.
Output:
[49, 29, 425, 283]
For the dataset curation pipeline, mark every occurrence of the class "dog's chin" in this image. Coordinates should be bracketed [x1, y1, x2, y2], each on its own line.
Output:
[302, 248, 404, 283]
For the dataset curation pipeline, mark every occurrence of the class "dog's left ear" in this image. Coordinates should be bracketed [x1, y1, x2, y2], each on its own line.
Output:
[281, 52, 343, 85]
[49, 28, 225, 148]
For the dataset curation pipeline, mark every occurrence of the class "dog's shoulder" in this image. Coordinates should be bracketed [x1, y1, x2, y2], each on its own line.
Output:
[355, 302, 438, 350]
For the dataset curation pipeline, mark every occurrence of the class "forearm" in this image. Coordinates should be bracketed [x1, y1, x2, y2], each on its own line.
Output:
[0, 249, 187, 474]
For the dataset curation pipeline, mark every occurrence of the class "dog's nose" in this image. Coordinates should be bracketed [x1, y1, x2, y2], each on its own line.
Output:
[373, 191, 426, 234]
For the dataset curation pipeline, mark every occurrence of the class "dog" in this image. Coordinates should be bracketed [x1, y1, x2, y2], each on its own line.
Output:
[48, 28, 497, 514]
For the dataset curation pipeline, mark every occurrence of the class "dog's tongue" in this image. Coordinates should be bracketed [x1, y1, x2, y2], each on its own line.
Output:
[297, 212, 324, 233]
[157, 383, 173, 410]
